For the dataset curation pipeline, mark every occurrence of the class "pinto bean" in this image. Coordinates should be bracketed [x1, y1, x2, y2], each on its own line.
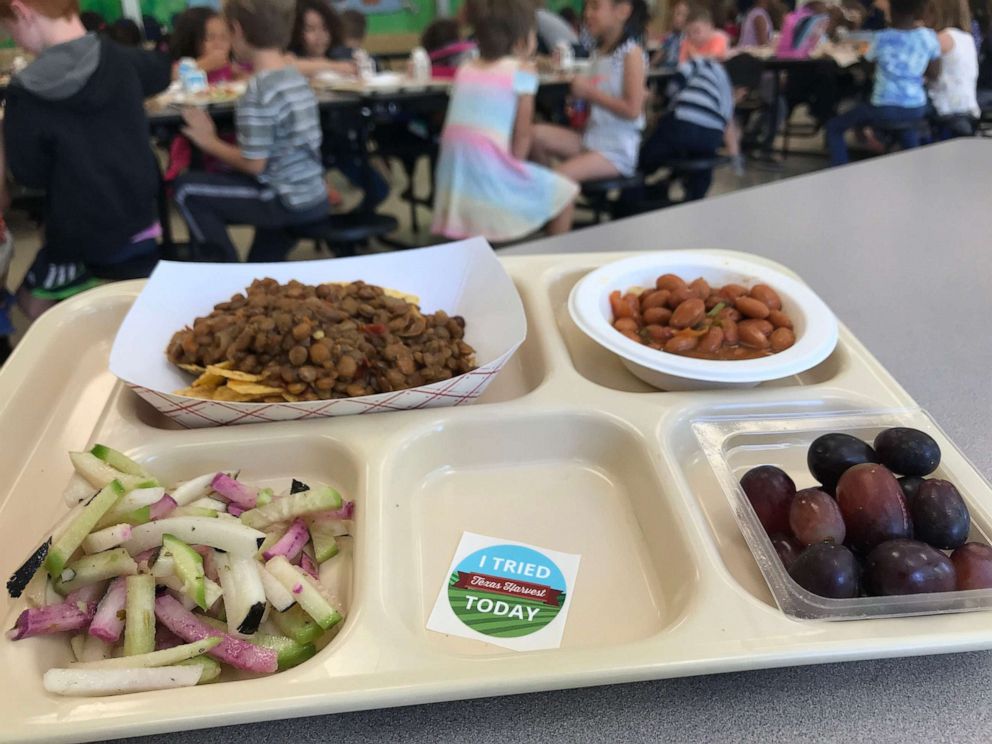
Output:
[641, 290, 671, 311]
[697, 326, 725, 353]
[670, 298, 706, 329]
[735, 296, 772, 320]
[770, 327, 797, 352]
[768, 310, 793, 329]
[665, 334, 699, 354]
[643, 306, 673, 325]
[656, 274, 688, 293]
[749, 284, 782, 310]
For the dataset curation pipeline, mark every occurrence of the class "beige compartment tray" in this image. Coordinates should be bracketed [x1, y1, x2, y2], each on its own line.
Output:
[2, 250, 991, 743]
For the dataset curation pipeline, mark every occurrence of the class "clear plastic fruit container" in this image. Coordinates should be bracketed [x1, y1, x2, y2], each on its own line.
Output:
[692, 407, 992, 621]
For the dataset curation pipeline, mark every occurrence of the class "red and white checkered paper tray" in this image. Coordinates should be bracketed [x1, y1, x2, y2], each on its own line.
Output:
[109, 237, 527, 428]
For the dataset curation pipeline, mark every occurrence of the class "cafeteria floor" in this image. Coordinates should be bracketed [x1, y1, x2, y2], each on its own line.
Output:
[2, 141, 830, 345]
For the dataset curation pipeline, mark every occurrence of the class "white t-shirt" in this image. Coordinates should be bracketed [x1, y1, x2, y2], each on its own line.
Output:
[929, 27, 979, 117]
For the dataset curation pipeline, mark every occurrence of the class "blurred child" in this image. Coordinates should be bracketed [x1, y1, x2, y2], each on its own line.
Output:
[639, 57, 735, 200]
[431, 0, 578, 241]
[926, 0, 979, 130]
[653, 0, 689, 66]
[421, 18, 477, 79]
[531, 0, 649, 234]
[680, 5, 730, 61]
[340, 9, 371, 59]
[738, 0, 774, 46]
[166, 7, 244, 182]
[175, 0, 328, 262]
[287, 0, 357, 77]
[776, 0, 832, 58]
[1, 0, 170, 320]
[825, 0, 941, 164]
[171, 7, 243, 83]
[288, 0, 386, 211]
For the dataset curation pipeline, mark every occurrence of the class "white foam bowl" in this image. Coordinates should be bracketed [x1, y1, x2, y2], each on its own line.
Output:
[568, 251, 839, 391]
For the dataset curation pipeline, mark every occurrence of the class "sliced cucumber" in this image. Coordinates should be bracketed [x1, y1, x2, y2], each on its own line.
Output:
[54, 548, 137, 595]
[122, 517, 265, 557]
[70, 634, 86, 662]
[240, 486, 342, 530]
[73, 638, 220, 669]
[270, 604, 323, 646]
[62, 474, 97, 507]
[45, 480, 126, 579]
[307, 518, 340, 563]
[158, 575, 223, 611]
[170, 506, 220, 519]
[162, 534, 207, 611]
[123, 574, 156, 656]
[215, 553, 265, 636]
[265, 556, 342, 631]
[89, 444, 154, 479]
[95, 487, 165, 530]
[69, 452, 158, 492]
[200, 616, 315, 671]
[177, 655, 222, 683]
[80, 634, 113, 662]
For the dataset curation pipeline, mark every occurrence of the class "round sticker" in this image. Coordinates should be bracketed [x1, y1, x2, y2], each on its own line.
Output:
[447, 544, 567, 638]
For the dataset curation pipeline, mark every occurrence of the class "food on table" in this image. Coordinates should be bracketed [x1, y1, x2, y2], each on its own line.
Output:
[607, 274, 797, 360]
[787, 542, 860, 599]
[908, 480, 970, 550]
[836, 463, 912, 554]
[166, 278, 477, 402]
[5, 444, 353, 696]
[873, 427, 941, 477]
[862, 540, 956, 596]
[738, 426, 989, 600]
[789, 488, 845, 547]
[770, 534, 804, 570]
[807, 432, 879, 493]
[739, 465, 796, 535]
[950, 543, 992, 590]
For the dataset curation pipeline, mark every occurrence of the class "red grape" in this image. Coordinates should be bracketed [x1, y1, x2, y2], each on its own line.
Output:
[863, 539, 956, 596]
[770, 533, 804, 570]
[740, 465, 796, 535]
[836, 463, 912, 553]
[788, 543, 860, 598]
[789, 488, 846, 546]
[951, 543, 992, 590]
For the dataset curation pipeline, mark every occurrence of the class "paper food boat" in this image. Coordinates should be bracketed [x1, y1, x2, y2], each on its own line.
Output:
[110, 238, 527, 428]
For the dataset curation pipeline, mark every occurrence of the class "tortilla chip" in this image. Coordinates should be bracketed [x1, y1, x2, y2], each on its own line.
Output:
[281, 392, 301, 403]
[205, 364, 263, 382]
[227, 380, 286, 396]
[192, 370, 227, 388]
[211, 385, 259, 402]
[177, 363, 206, 374]
[173, 385, 217, 400]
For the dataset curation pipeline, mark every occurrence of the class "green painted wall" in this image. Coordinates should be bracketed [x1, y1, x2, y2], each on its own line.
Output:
[78, 0, 584, 33]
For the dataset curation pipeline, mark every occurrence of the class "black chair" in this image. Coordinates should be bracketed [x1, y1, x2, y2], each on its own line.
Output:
[579, 173, 646, 224]
[641, 155, 731, 209]
[286, 212, 399, 258]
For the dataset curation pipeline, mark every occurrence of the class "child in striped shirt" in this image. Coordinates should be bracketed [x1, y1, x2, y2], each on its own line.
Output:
[175, 0, 328, 262]
[639, 57, 734, 200]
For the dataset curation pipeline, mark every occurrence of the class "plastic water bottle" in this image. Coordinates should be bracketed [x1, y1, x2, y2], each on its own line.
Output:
[354, 49, 375, 82]
[554, 40, 574, 72]
[410, 46, 431, 84]
[178, 57, 208, 94]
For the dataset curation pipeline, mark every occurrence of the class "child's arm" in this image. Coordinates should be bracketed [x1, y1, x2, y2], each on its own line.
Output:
[287, 54, 358, 78]
[924, 57, 942, 81]
[511, 63, 539, 160]
[181, 108, 267, 176]
[571, 45, 647, 120]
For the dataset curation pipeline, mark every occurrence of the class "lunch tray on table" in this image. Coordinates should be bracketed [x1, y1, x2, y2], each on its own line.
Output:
[2, 248, 992, 742]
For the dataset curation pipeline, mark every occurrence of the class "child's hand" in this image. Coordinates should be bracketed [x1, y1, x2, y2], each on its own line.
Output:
[181, 107, 218, 148]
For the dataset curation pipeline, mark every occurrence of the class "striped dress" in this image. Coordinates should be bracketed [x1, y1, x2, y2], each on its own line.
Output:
[432, 58, 578, 241]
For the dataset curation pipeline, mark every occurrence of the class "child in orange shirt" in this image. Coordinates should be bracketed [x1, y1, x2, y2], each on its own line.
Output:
[680, 6, 730, 62]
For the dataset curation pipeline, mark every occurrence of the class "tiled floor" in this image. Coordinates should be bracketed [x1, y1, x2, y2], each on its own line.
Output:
[2, 136, 830, 346]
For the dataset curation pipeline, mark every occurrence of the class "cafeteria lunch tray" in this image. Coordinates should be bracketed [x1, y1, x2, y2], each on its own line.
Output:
[3, 250, 992, 742]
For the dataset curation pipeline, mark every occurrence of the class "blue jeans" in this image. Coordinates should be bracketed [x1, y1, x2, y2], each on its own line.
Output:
[826, 103, 927, 165]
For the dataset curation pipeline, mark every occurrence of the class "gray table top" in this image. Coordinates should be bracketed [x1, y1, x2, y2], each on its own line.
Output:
[130, 140, 992, 744]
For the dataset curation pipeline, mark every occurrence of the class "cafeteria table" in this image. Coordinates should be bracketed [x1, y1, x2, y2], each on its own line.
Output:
[126, 139, 992, 743]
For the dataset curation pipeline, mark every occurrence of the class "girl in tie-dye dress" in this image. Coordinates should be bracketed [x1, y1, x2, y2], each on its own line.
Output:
[431, 0, 578, 242]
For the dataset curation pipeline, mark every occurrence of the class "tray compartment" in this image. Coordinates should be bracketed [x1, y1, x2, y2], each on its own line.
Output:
[379, 411, 700, 655]
[684, 407, 992, 619]
[547, 266, 845, 393]
[0, 433, 364, 697]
